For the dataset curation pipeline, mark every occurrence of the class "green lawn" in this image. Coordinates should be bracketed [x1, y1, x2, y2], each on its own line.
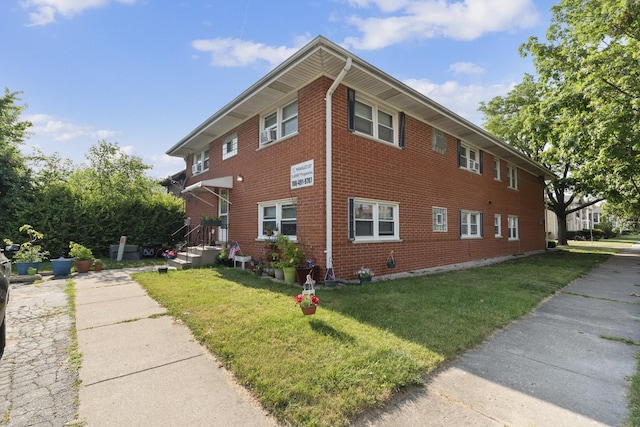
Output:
[131, 245, 622, 426]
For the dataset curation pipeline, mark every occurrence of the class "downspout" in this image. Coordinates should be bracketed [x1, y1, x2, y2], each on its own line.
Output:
[326, 57, 352, 274]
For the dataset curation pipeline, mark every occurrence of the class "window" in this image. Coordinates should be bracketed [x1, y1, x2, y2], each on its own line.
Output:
[494, 159, 501, 180]
[433, 207, 448, 232]
[258, 200, 297, 238]
[192, 149, 209, 175]
[261, 99, 298, 145]
[222, 133, 237, 160]
[348, 198, 399, 241]
[432, 128, 446, 154]
[508, 216, 519, 240]
[593, 212, 600, 224]
[458, 141, 481, 173]
[460, 210, 483, 238]
[507, 165, 518, 189]
[494, 214, 502, 237]
[349, 92, 397, 144]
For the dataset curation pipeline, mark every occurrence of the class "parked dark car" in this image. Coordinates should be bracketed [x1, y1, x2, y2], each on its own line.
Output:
[0, 246, 11, 359]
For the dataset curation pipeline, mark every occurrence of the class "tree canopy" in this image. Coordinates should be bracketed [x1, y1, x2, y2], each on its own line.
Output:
[0, 89, 33, 238]
[480, 0, 640, 243]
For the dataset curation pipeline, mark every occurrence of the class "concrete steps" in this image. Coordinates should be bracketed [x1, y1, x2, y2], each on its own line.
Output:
[167, 246, 222, 269]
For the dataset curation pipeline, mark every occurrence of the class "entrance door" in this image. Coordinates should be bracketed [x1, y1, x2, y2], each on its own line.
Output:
[218, 188, 229, 244]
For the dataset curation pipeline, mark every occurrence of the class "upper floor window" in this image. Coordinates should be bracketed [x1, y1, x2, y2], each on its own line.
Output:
[348, 198, 399, 241]
[432, 206, 448, 232]
[494, 159, 501, 180]
[507, 165, 518, 189]
[347, 88, 397, 145]
[260, 99, 298, 145]
[192, 149, 209, 175]
[222, 133, 237, 160]
[458, 141, 482, 174]
[259, 199, 297, 239]
[432, 128, 446, 154]
[460, 210, 483, 239]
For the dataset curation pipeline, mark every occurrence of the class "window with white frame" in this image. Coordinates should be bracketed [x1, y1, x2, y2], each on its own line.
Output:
[348, 198, 399, 241]
[494, 214, 502, 237]
[192, 149, 209, 175]
[261, 99, 298, 145]
[593, 212, 600, 223]
[458, 142, 481, 173]
[353, 98, 396, 144]
[494, 159, 501, 180]
[433, 207, 447, 232]
[259, 200, 297, 238]
[432, 128, 446, 154]
[508, 216, 519, 240]
[222, 133, 237, 160]
[460, 210, 483, 238]
[507, 165, 518, 189]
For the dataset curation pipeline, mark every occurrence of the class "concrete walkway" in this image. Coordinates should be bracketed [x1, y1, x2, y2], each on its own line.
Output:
[359, 245, 640, 426]
[75, 245, 640, 426]
[75, 268, 276, 426]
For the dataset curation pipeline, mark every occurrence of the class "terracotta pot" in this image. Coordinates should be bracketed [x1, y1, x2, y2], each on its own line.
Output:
[300, 305, 317, 315]
[75, 259, 91, 273]
[94, 264, 103, 272]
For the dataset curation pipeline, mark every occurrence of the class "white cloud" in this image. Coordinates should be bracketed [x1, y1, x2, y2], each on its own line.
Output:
[147, 153, 185, 179]
[404, 77, 514, 126]
[343, 0, 539, 50]
[191, 37, 310, 68]
[22, 0, 138, 26]
[26, 114, 117, 142]
[449, 61, 484, 75]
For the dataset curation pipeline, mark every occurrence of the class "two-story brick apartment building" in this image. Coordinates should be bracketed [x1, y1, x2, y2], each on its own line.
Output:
[166, 35, 553, 280]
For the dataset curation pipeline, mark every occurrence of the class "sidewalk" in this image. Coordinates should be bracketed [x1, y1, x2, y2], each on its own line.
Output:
[74, 268, 276, 426]
[75, 246, 640, 426]
[359, 245, 640, 426]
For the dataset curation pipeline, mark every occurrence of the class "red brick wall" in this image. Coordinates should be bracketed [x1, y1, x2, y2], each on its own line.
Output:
[182, 76, 546, 279]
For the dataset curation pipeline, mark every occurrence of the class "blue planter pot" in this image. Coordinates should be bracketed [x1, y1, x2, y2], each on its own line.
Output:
[16, 262, 40, 275]
[51, 258, 74, 277]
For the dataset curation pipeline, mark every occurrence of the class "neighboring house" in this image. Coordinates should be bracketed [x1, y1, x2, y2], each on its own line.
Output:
[159, 170, 187, 198]
[166, 35, 553, 280]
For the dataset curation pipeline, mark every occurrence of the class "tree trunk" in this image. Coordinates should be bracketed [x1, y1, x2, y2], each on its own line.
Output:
[556, 210, 569, 245]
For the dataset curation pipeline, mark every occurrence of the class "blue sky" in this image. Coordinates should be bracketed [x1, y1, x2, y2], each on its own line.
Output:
[1, 0, 557, 178]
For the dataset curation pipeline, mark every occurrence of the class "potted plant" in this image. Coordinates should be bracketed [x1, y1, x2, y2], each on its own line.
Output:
[355, 267, 374, 284]
[276, 235, 305, 283]
[294, 293, 319, 315]
[253, 262, 265, 276]
[200, 214, 222, 227]
[5, 225, 49, 275]
[93, 258, 103, 272]
[51, 256, 74, 277]
[69, 242, 94, 273]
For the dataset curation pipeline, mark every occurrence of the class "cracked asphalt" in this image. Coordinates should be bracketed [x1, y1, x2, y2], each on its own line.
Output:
[0, 278, 78, 426]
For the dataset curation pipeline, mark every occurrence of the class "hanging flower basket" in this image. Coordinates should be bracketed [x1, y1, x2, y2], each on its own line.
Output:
[386, 250, 396, 268]
[300, 305, 317, 315]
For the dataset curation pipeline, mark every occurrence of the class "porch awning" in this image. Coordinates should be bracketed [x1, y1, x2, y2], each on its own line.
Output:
[181, 176, 234, 194]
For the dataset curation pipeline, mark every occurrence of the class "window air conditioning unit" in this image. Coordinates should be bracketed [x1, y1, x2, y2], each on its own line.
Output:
[469, 160, 478, 172]
[260, 128, 277, 144]
[192, 164, 202, 174]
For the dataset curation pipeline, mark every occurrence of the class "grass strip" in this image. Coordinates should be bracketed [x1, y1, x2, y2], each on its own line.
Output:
[133, 248, 612, 426]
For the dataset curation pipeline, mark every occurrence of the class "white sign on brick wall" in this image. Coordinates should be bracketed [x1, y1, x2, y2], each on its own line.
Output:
[291, 159, 314, 189]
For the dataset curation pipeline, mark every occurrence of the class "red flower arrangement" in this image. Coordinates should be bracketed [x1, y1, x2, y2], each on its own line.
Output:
[294, 294, 319, 308]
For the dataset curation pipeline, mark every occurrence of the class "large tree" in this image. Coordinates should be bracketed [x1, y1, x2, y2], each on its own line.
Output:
[481, 0, 640, 243]
[0, 89, 32, 238]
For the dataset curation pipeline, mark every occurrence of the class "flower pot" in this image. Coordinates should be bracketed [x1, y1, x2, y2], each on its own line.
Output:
[283, 267, 296, 283]
[52, 258, 73, 277]
[358, 276, 372, 284]
[75, 259, 92, 274]
[201, 219, 222, 226]
[296, 267, 312, 285]
[274, 268, 284, 280]
[301, 305, 317, 315]
[16, 262, 39, 276]
[324, 279, 337, 288]
[94, 264, 103, 272]
[158, 266, 168, 274]
[386, 261, 396, 269]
